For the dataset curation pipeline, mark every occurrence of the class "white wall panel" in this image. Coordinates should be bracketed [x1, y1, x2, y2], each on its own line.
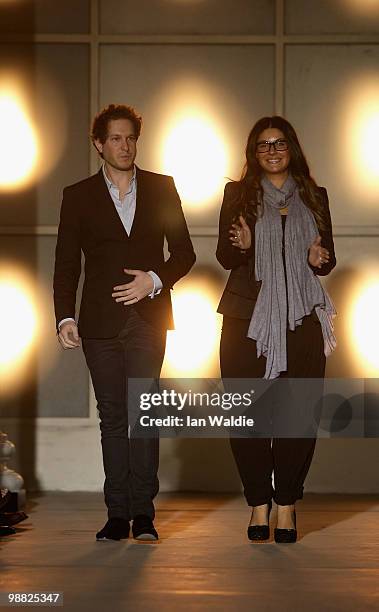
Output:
[0, 0, 89, 35]
[285, 44, 379, 227]
[100, 0, 275, 35]
[286, 0, 379, 35]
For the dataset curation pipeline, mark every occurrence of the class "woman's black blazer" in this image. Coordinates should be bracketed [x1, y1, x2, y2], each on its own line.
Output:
[216, 181, 336, 320]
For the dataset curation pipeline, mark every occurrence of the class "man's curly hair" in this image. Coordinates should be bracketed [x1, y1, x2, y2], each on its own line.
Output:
[91, 104, 142, 144]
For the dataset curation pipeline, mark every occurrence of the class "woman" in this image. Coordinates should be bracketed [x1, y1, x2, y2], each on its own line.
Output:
[216, 116, 336, 543]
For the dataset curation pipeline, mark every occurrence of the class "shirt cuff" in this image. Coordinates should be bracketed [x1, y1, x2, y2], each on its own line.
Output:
[147, 271, 163, 298]
[58, 317, 76, 330]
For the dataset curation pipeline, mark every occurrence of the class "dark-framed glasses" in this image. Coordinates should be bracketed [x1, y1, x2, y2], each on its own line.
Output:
[256, 138, 288, 153]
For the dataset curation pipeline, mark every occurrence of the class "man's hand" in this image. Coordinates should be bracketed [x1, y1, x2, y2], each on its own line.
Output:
[58, 321, 81, 349]
[112, 269, 154, 305]
[308, 236, 330, 268]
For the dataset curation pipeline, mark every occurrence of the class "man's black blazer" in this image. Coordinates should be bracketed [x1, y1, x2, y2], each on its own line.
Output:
[53, 167, 196, 337]
[216, 181, 336, 320]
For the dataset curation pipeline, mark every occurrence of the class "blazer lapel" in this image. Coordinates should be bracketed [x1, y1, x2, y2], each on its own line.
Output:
[129, 166, 150, 240]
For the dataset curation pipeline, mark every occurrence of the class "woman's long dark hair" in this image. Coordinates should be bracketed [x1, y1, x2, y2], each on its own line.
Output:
[231, 116, 326, 230]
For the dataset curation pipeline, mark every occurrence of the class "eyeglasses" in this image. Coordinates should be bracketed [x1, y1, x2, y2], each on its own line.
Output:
[256, 139, 288, 153]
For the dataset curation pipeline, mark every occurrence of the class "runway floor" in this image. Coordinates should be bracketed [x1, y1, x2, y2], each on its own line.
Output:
[1, 493, 378, 611]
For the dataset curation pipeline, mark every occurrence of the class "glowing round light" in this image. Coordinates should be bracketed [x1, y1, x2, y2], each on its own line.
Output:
[163, 115, 227, 206]
[0, 90, 38, 188]
[164, 286, 219, 376]
[357, 108, 379, 178]
[350, 280, 379, 375]
[0, 281, 37, 370]
[343, 78, 379, 196]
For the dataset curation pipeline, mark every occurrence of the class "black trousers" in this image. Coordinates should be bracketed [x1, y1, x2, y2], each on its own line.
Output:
[220, 314, 326, 506]
[82, 307, 166, 520]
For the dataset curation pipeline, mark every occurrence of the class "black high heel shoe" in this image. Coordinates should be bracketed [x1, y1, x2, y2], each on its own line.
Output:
[274, 508, 297, 543]
[247, 501, 272, 541]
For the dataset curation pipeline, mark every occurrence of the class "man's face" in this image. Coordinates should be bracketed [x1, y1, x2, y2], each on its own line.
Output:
[95, 118, 137, 171]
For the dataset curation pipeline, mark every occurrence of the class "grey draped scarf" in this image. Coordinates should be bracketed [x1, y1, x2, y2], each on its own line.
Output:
[247, 174, 337, 379]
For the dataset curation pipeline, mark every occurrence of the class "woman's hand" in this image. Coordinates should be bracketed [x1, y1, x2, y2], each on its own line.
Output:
[308, 236, 330, 268]
[229, 215, 251, 251]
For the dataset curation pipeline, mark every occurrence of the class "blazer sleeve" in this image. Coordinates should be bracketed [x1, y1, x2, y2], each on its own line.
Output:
[153, 176, 196, 289]
[308, 187, 336, 277]
[53, 186, 82, 328]
[216, 182, 254, 270]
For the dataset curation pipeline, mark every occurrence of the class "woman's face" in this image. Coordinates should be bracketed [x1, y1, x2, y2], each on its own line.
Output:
[255, 127, 291, 178]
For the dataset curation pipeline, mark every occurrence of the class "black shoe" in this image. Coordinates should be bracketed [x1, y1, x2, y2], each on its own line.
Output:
[248, 501, 272, 542]
[0, 525, 16, 537]
[132, 515, 158, 541]
[0, 511, 28, 527]
[96, 517, 130, 541]
[274, 508, 297, 543]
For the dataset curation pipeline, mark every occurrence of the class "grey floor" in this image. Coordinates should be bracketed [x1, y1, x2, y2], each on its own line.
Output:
[1, 493, 378, 611]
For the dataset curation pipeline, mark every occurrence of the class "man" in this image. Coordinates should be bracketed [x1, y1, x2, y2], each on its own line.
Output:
[54, 104, 195, 541]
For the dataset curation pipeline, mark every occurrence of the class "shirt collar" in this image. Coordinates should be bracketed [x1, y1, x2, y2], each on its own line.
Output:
[102, 164, 136, 191]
